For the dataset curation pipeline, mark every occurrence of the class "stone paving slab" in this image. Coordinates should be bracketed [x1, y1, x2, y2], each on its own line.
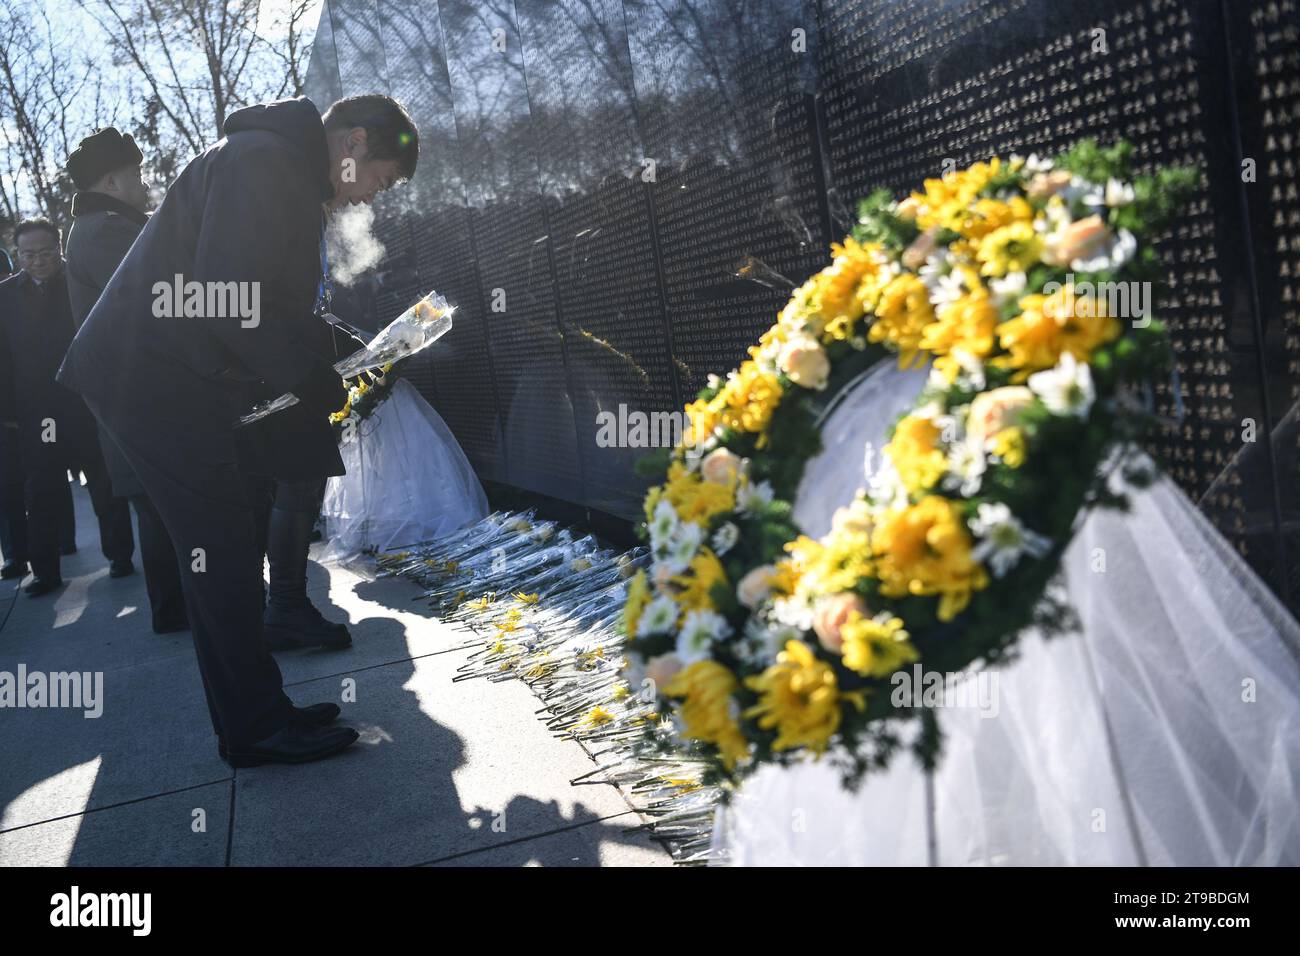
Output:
[0, 483, 671, 867]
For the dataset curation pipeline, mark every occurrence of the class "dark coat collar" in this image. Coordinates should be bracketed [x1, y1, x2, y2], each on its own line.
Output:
[15, 268, 66, 294]
[71, 190, 149, 226]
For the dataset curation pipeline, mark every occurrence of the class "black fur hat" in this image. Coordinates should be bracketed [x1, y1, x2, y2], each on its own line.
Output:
[66, 128, 144, 190]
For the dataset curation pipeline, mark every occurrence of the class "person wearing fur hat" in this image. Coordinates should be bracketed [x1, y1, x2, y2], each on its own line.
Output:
[63, 127, 188, 633]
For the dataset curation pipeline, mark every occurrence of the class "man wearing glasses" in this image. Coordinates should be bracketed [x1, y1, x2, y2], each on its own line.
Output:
[0, 219, 134, 596]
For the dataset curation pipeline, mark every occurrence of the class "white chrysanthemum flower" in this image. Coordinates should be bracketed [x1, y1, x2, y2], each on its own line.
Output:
[1071, 227, 1136, 272]
[969, 503, 1052, 578]
[648, 499, 678, 546]
[668, 521, 703, 567]
[1021, 153, 1054, 174]
[950, 348, 988, 391]
[944, 437, 987, 497]
[866, 454, 910, 512]
[740, 617, 798, 667]
[676, 609, 731, 663]
[919, 250, 954, 294]
[1105, 178, 1135, 207]
[711, 521, 740, 556]
[1058, 175, 1093, 207]
[912, 398, 946, 422]
[769, 595, 814, 632]
[931, 266, 969, 310]
[636, 594, 679, 638]
[736, 479, 775, 513]
[989, 271, 1027, 310]
[1028, 351, 1095, 418]
[1036, 197, 1073, 234]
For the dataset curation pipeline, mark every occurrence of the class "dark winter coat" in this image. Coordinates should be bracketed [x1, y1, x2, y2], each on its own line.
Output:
[63, 189, 151, 495]
[57, 97, 346, 482]
[0, 269, 103, 471]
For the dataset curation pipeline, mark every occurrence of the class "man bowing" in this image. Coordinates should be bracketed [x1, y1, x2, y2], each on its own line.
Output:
[58, 95, 418, 766]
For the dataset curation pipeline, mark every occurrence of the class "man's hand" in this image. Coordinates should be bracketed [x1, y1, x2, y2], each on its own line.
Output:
[292, 358, 348, 419]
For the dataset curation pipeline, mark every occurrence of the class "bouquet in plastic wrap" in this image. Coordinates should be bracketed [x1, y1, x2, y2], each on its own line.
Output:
[238, 291, 454, 426]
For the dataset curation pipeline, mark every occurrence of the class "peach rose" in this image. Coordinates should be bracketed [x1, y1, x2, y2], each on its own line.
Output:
[644, 653, 685, 690]
[902, 227, 941, 270]
[966, 386, 1034, 444]
[700, 447, 743, 485]
[895, 196, 922, 221]
[1043, 214, 1111, 267]
[779, 337, 831, 390]
[812, 593, 870, 653]
[1026, 170, 1073, 201]
[736, 564, 778, 610]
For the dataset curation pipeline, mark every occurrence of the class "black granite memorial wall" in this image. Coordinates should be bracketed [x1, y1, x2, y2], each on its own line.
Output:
[304, 0, 1300, 616]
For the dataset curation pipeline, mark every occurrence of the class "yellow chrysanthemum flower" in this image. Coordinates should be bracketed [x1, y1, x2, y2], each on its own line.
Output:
[579, 706, 616, 728]
[977, 220, 1044, 277]
[995, 288, 1121, 379]
[839, 612, 918, 678]
[872, 496, 989, 621]
[648, 461, 736, 526]
[683, 396, 719, 448]
[717, 360, 783, 435]
[811, 237, 882, 338]
[921, 289, 1000, 383]
[956, 195, 1034, 243]
[664, 660, 749, 769]
[990, 426, 1027, 468]
[671, 548, 728, 613]
[744, 640, 864, 755]
[884, 414, 948, 495]
[624, 569, 649, 639]
[870, 273, 934, 367]
[911, 159, 1004, 234]
[782, 531, 873, 600]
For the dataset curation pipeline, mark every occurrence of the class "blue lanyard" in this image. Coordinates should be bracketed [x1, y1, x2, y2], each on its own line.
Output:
[315, 234, 334, 316]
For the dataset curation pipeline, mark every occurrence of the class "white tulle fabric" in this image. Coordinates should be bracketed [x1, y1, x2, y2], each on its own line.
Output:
[321, 379, 488, 558]
[712, 359, 1300, 866]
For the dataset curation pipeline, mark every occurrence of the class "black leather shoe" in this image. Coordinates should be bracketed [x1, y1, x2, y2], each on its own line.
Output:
[24, 577, 63, 597]
[217, 703, 342, 760]
[109, 559, 136, 578]
[223, 723, 359, 768]
[263, 602, 352, 650]
[153, 619, 191, 635]
[1, 561, 27, 580]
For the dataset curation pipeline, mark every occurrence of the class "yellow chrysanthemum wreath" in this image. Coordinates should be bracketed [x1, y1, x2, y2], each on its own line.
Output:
[622, 140, 1195, 787]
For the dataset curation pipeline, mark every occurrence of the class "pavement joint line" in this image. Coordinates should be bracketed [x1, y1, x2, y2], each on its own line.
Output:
[0, 776, 233, 835]
[409, 810, 641, 867]
[224, 777, 237, 867]
[0, 578, 25, 637]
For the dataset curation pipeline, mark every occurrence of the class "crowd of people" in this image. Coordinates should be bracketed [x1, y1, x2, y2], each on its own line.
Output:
[0, 93, 420, 767]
